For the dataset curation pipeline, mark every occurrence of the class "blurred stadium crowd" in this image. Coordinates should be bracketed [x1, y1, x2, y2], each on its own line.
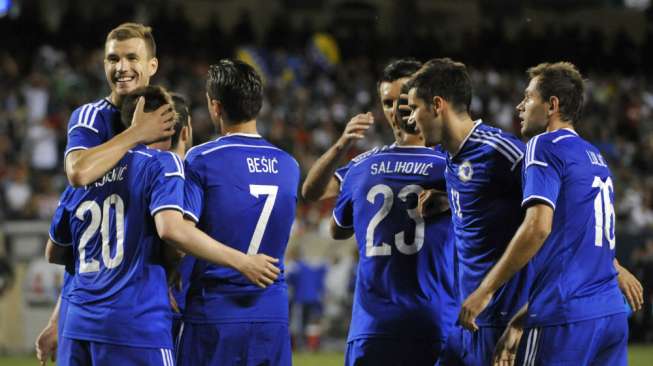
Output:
[1, 1, 653, 344]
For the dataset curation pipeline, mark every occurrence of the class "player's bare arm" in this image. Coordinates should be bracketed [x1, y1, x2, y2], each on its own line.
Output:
[329, 217, 354, 240]
[459, 203, 553, 331]
[302, 112, 373, 201]
[45, 239, 73, 267]
[35, 295, 61, 366]
[154, 210, 280, 288]
[66, 97, 175, 187]
[493, 303, 528, 366]
[615, 258, 644, 311]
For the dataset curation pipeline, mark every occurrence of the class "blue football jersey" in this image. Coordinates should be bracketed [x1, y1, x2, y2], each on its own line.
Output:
[445, 121, 531, 326]
[49, 186, 78, 297]
[59, 144, 185, 348]
[521, 129, 625, 327]
[65, 98, 122, 158]
[183, 133, 300, 323]
[333, 144, 458, 343]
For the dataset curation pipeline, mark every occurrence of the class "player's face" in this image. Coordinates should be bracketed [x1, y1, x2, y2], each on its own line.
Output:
[517, 76, 549, 138]
[104, 38, 157, 98]
[379, 77, 410, 128]
[408, 87, 441, 146]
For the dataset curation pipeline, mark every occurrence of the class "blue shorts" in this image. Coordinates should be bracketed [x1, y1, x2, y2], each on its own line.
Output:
[436, 325, 504, 366]
[516, 312, 628, 366]
[176, 322, 291, 366]
[58, 338, 174, 366]
[345, 338, 442, 366]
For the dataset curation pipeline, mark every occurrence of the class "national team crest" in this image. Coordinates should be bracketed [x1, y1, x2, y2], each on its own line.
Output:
[458, 160, 473, 182]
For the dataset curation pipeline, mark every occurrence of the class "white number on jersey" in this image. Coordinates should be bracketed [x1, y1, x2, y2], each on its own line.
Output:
[365, 184, 425, 257]
[592, 176, 616, 249]
[450, 189, 463, 219]
[75, 194, 125, 273]
[247, 184, 279, 254]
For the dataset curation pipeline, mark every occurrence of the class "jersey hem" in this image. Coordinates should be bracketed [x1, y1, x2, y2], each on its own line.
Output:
[525, 308, 627, 328]
[62, 331, 173, 349]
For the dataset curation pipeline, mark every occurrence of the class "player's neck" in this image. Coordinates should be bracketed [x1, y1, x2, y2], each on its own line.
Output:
[110, 93, 123, 108]
[221, 119, 259, 135]
[443, 113, 475, 155]
[546, 117, 575, 134]
[397, 134, 424, 147]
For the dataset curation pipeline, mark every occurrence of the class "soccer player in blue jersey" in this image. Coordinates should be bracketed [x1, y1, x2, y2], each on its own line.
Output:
[46, 85, 280, 366]
[460, 62, 629, 365]
[36, 23, 176, 363]
[177, 59, 300, 366]
[407, 58, 531, 366]
[65, 23, 176, 188]
[329, 96, 458, 365]
[302, 59, 422, 202]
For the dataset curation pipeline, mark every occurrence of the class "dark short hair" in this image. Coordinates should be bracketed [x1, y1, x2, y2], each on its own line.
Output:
[527, 62, 585, 123]
[406, 58, 472, 113]
[170, 93, 190, 149]
[377, 58, 422, 90]
[206, 59, 263, 124]
[121, 85, 183, 147]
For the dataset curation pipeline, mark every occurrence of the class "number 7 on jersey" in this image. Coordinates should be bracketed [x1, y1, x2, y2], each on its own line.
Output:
[247, 184, 279, 254]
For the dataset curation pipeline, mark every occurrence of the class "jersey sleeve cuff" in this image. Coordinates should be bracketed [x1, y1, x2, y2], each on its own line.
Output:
[64, 146, 89, 160]
[332, 211, 352, 229]
[49, 233, 72, 247]
[334, 171, 344, 183]
[151, 205, 185, 216]
[521, 195, 556, 210]
[183, 210, 199, 223]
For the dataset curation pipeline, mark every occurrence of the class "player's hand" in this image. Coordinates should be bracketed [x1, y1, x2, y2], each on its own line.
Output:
[458, 289, 493, 332]
[130, 96, 176, 144]
[35, 322, 57, 366]
[393, 92, 416, 132]
[617, 264, 644, 311]
[241, 254, 281, 288]
[493, 324, 523, 366]
[417, 189, 449, 218]
[336, 113, 374, 148]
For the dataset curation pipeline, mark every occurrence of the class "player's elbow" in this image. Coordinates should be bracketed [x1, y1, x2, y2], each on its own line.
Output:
[66, 168, 88, 187]
[66, 158, 94, 187]
[330, 220, 353, 240]
[45, 240, 68, 265]
[155, 212, 184, 245]
[301, 183, 319, 201]
[530, 221, 551, 244]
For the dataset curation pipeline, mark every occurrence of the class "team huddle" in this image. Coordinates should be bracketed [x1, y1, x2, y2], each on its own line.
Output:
[33, 22, 644, 366]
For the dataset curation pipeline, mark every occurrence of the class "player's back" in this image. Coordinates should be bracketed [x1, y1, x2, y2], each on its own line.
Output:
[445, 121, 531, 326]
[522, 129, 624, 326]
[184, 133, 300, 323]
[63, 145, 185, 348]
[334, 144, 458, 343]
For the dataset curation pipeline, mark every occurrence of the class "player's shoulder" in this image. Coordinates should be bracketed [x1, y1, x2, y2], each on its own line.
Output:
[350, 145, 391, 165]
[129, 147, 184, 178]
[68, 98, 117, 132]
[185, 137, 224, 163]
[526, 129, 581, 154]
[468, 122, 524, 168]
[472, 122, 525, 150]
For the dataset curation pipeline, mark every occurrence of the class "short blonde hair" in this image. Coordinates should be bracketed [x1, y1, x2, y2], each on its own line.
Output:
[106, 23, 156, 58]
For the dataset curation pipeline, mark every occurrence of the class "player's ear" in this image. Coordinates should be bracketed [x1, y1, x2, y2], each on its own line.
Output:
[148, 57, 158, 77]
[548, 96, 559, 117]
[432, 96, 444, 114]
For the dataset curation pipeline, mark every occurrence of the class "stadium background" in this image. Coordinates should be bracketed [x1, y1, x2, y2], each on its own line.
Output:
[0, 0, 653, 364]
